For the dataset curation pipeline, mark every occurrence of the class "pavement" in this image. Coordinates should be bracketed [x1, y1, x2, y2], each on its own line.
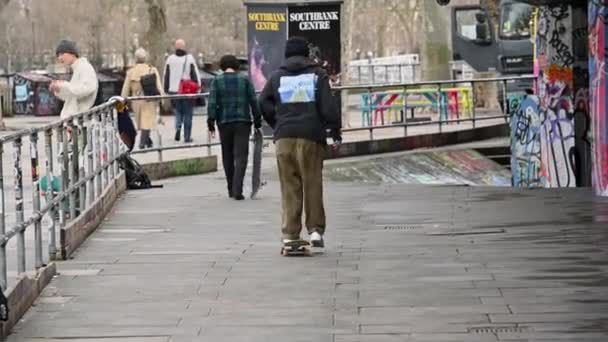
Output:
[5, 151, 608, 341]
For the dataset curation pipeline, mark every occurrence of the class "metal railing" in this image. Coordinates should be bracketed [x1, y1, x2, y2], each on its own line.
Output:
[125, 75, 535, 163]
[335, 74, 536, 140]
[0, 101, 123, 291]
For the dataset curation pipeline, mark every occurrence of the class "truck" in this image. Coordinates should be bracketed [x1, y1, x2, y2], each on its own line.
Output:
[447, 0, 535, 113]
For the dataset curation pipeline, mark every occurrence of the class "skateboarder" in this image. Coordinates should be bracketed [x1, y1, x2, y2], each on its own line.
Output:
[258, 36, 342, 248]
[207, 54, 262, 200]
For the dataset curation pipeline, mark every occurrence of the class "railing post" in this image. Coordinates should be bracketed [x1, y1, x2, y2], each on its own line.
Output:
[111, 108, 120, 176]
[67, 121, 77, 220]
[502, 80, 508, 117]
[402, 86, 408, 137]
[105, 111, 115, 180]
[0, 143, 7, 290]
[94, 113, 102, 197]
[157, 133, 163, 162]
[87, 114, 95, 206]
[101, 112, 109, 189]
[56, 125, 67, 228]
[78, 116, 87, 211]
[367, 87, 372, 127]
[207, 130, 212, 157]
[44, 129, 57, 260]
[30, 132, 43, 269]
[13, 138, 25, 274]
[471, 83, 477, 129]
[437, 84, 443, 134]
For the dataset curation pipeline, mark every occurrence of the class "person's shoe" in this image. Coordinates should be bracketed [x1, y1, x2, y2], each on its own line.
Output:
[310, 231, 324, 248]
[174, 130, 181, 142]
[184, 138, 193, 143]
[234, 194, 245, 201]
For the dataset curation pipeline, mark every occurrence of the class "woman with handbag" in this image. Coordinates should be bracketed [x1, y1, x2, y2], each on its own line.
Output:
[121, 48, 165, 149]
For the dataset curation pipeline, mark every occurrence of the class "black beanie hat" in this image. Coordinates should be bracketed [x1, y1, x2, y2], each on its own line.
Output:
[56, 40, 79, 57]
[285, 36, 310, 58]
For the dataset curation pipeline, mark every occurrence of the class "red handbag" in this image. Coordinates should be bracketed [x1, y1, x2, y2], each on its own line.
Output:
[179, 79, 200, 94]
[178, 57, 200, 95]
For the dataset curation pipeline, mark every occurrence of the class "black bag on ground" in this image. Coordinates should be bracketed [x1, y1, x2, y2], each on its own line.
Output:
[118, 154, 163, 190]
[140, 65, 160, 96]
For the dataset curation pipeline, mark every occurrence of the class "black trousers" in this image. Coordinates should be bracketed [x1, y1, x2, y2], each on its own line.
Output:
[219, 122, 251, 197]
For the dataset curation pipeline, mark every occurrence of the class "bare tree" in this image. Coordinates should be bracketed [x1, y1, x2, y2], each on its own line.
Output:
[0, 0, 10, 13]
[143, 0, 167, 72]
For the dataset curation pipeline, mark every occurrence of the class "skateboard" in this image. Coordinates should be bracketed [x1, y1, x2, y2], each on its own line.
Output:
[250, 128, 264, 199]
[280, 240, 312, 256]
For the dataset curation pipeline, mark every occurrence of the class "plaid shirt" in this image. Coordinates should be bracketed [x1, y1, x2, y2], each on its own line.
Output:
[207, 72, 261, 130]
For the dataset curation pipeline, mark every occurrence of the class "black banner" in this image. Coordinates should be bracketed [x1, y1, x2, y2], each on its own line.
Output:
[246, 5, 288, 91]
[288, 3, 341, 86]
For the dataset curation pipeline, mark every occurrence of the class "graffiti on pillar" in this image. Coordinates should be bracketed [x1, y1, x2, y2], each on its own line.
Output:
[589, 1, 608, 196]
[537, 5, 577, 188]
[511, 95, 542, 187]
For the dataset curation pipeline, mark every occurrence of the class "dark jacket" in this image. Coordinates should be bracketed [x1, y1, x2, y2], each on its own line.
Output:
[207, 72, 261, 130]
[258, 56, 340, 144]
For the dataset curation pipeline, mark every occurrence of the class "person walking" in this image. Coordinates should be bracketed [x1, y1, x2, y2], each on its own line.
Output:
[258, 36, 341, 248]
[207, 55, 261, 200]
[121, 48, 165, 149]
[50, 39, 98, 119]
[163, 39, 200, 143]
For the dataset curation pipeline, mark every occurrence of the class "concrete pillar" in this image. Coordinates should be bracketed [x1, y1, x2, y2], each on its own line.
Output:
[589, 2, 608, 197]
[535, 4, 589, 188]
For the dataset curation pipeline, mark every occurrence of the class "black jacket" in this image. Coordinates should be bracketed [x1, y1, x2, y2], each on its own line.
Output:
[258, 56, 340, 144]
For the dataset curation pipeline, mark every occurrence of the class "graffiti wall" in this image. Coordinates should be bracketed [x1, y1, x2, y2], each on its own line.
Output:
[536, 5, 577, 188]
[511, 95, 542, 187]
[589, 1, 608, 196]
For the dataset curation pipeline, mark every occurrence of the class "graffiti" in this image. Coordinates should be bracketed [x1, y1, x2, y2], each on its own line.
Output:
[547, 64, 573, 83]
[537, 5, 577, 188]
[589, 1, 608, 196]
[511, 95, 542, 187]
[12, 76, 34, 115]
[549, 28, 575, 66]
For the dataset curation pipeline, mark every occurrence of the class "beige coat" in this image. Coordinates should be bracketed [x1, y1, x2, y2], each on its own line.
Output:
[121, 63, 164, 130]
[55, 57, 98, 119]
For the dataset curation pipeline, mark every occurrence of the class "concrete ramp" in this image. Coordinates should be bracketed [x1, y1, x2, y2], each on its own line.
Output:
[325, 149, 511, 186]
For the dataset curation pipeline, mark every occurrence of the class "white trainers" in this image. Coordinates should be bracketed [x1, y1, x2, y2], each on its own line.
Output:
[310, 231, 324, 248]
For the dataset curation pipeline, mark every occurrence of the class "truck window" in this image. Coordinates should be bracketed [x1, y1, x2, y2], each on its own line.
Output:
[500, 3, 533, 40]
[455, 8, 491, 43]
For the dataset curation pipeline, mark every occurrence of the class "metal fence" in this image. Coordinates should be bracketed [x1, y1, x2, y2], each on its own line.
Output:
[336, 74, 536, 140]
[0, 101, 122, 291]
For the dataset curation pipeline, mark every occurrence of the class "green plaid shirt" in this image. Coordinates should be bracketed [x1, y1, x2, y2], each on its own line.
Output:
[207, 73, 261, 130]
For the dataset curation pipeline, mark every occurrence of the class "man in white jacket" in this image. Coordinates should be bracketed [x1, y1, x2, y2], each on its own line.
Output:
[163, 39, 201, 143]
[50, 40, 98, 119]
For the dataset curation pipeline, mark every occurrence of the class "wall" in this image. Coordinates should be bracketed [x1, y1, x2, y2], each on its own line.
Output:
[589, 1, 608, 197]
[536, 5, 577, 188]
[511, 95, 542, 187]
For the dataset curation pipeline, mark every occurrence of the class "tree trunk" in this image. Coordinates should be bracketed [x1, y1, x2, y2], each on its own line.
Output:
[143, 0, 168, 74]
[0, 0, 10, 129]
[341, 0, 356, 128]
[0, 0, 10, 13]
[421, 0, 451, 81]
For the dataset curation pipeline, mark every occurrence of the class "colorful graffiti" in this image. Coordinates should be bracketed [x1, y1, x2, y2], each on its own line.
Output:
[589, 1, 608, 196]
[536, 5, 577, 188]
[511, 95, 542, 187]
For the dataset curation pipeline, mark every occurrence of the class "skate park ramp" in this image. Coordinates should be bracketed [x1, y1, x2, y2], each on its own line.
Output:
[325, 149, 511, 186]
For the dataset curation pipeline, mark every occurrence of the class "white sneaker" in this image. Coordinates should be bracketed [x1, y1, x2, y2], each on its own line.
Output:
[310, 231, 324, 248]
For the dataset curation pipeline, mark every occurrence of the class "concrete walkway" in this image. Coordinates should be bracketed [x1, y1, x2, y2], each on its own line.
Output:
[6, 158, 608, 341]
